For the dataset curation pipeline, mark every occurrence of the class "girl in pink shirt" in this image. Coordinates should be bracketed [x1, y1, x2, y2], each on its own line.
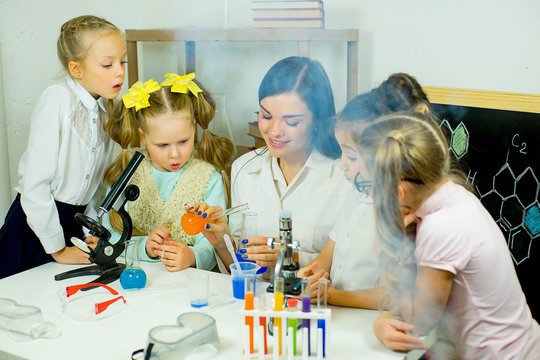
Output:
[359, 109, 540, 359]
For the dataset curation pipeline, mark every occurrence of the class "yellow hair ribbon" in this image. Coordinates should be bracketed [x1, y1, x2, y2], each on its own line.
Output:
[161, 72, 203, 98]
[122, 79, 161, 111]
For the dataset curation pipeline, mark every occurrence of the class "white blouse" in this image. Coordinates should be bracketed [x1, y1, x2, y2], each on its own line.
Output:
[15, 77, 113, 254]
[229, 148, 357, 267]
[329, 193, 377, 291]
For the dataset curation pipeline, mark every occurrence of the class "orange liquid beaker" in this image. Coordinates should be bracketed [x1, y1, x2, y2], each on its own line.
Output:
[181, 213, 207, 235]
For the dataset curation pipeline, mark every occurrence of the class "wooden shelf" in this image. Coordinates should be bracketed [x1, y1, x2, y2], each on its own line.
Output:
[125, 27, 359, 100]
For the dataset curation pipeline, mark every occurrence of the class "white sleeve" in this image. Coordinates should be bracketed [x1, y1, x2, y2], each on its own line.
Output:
[19, 86, 70, 254]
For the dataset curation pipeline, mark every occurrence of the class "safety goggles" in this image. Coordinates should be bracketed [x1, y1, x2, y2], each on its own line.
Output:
[57, 282, 127, 321]
[0, 298, 60, 341]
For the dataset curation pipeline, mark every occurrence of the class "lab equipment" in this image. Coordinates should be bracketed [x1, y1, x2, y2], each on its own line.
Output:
[230, 262, 260, 300]
[236, 212, 268, 275]
[302, 278, 311, 356]
[239, 298, 331, 359]
[287, 297, 298, 355]
[267, 210, 301, 296]
[134, 312, 220, 360]
[0, 298, 60, 341]
[317, 278, 327, 357]
[224, 233, 242, 274]
[274, 277, 284, 355]
[55, 151, 144, 286]
[354, 173, 373, 193]
[57, 282, 127, 321]
[120, 239, 147, 290]
[181, 203, 249, 235]
[188, 271, 209, 308]
[245, 273, 255, 354]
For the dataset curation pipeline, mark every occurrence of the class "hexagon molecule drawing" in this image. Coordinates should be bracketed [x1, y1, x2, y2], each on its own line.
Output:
[440, 119, 469, 159]
[477, 151, 540, 265]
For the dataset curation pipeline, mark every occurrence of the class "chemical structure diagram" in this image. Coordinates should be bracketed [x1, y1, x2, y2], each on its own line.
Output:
[441, 120, 539, 265]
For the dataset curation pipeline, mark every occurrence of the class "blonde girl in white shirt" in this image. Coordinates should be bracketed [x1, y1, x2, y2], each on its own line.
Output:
[0, 15, 126, 279]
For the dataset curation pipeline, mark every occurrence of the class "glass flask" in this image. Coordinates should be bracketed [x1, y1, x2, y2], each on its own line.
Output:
[120, 239, 147, 290]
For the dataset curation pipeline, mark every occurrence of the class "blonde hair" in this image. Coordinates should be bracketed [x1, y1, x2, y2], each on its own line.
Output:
[103, 82, 234, 232]
[359, 110, 466, 312]
[57, 15, 121, 71]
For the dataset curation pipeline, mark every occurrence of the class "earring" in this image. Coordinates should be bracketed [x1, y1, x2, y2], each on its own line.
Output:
[77, 75, 82, 80]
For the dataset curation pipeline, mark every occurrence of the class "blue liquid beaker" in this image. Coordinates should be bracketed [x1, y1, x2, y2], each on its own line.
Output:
[120, 239, 147, 290]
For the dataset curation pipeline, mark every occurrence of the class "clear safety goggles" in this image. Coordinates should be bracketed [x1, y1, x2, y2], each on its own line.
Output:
[57, 282, 127, 321]
[0, 298, 61, 341]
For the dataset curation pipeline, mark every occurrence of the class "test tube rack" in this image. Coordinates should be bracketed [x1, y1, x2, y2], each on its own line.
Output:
[239, 307, 331, 360]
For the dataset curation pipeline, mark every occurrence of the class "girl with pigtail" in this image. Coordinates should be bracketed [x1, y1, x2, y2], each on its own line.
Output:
[358, 110, 540, 358]
[101, 73, 234, 272]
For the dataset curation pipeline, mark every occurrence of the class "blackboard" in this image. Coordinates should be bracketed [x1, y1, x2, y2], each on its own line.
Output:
[424, 86, 540, 320]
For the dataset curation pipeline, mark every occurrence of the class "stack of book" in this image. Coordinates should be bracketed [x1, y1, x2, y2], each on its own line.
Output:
[247, 121, 266, 148]
[252, 0, 324, 29]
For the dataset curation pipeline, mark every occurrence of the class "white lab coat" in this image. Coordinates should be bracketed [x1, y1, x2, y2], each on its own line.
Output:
[329, 193, 378, 291]
[230, 148, 357, 267]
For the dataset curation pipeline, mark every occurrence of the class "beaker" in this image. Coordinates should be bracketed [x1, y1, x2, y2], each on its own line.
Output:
[120, 239, 147, 290]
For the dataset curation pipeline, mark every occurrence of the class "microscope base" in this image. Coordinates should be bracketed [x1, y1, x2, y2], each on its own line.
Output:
[266, 277, 302, 296]
[54, 263, 126, 290]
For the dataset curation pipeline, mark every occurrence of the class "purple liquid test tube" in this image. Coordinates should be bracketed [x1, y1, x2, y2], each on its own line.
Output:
[301, 277, 311, 356]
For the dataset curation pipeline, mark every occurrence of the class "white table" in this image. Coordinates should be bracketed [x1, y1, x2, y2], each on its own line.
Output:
[0, 262, 404, 360]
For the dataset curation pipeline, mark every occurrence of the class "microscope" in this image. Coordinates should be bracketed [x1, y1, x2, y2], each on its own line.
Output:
[55, 151, 144, 285]
[267, 210, 302, 296]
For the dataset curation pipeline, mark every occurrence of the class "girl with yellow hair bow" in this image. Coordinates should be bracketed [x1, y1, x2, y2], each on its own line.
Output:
[101, 73, 234, 272]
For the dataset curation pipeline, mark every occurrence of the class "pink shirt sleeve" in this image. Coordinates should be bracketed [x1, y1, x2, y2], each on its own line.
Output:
[415, 212, 475, 275]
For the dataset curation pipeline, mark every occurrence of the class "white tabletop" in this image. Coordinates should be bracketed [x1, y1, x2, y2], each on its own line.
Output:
[0, 262, 404, 360]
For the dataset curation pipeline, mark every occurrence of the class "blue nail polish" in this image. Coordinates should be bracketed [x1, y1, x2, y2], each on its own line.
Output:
[190, 206, 194, 210]
[203, 213, 208, 219]
[242, 239, 248, 244]
[241, 254, 248, 259]
[205, 223, 210, 229]
[239, 249, 246, 253]
[198, 211, 202, 215]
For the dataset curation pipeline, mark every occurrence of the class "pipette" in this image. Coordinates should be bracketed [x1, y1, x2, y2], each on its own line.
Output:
[181, 203, 249, 235]
[223, 234, 241, 273]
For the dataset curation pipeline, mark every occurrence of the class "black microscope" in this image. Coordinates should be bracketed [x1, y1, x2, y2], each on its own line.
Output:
[55, 151, 144, 285]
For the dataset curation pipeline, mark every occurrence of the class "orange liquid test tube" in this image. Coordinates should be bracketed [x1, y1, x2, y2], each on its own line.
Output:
[274, 277, 284, 355]
[245, 274, 255, 354]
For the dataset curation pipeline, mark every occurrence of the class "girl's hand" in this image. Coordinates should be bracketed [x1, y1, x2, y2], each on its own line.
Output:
[159, 240, 196, 272]
[186, 204, 231, 249]
[297, 262, 320, 278]
[240, 237, 280, 267]
[51, 246, 91, 264]
[84, 235, 100, 250]
[147, 226, 171, 259]
[373, 316, 428, 352]
[307, 270, 329, 303]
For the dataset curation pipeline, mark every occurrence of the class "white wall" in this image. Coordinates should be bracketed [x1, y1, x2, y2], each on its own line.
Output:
[1, 0, 540, 217]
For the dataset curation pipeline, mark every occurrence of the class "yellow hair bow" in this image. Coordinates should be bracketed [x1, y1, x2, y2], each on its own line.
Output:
[161, 73, 203, 98]
[122, 79, 161, 111]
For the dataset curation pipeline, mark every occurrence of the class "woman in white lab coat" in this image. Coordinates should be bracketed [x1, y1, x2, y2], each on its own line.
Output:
[197, 56, 357, 270]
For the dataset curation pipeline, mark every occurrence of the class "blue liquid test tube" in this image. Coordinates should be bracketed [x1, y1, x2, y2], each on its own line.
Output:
[317, 277, 327, 358]
[301, 277, 311, 356]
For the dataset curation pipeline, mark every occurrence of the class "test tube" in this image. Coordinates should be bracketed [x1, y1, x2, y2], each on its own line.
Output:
[245, 274, 255, 354]
[317, 278, 327, 358]
[274, 277, 284, 355]
[286, 297, 298, 355]
[257, 294, 268, 354]
[301, 277, 311, 356]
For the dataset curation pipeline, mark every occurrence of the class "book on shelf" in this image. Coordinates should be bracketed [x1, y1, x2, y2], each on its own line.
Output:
[253, 9, 324, 19]
[253, 18, 324, 29]
[252, 1, 323, 10]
